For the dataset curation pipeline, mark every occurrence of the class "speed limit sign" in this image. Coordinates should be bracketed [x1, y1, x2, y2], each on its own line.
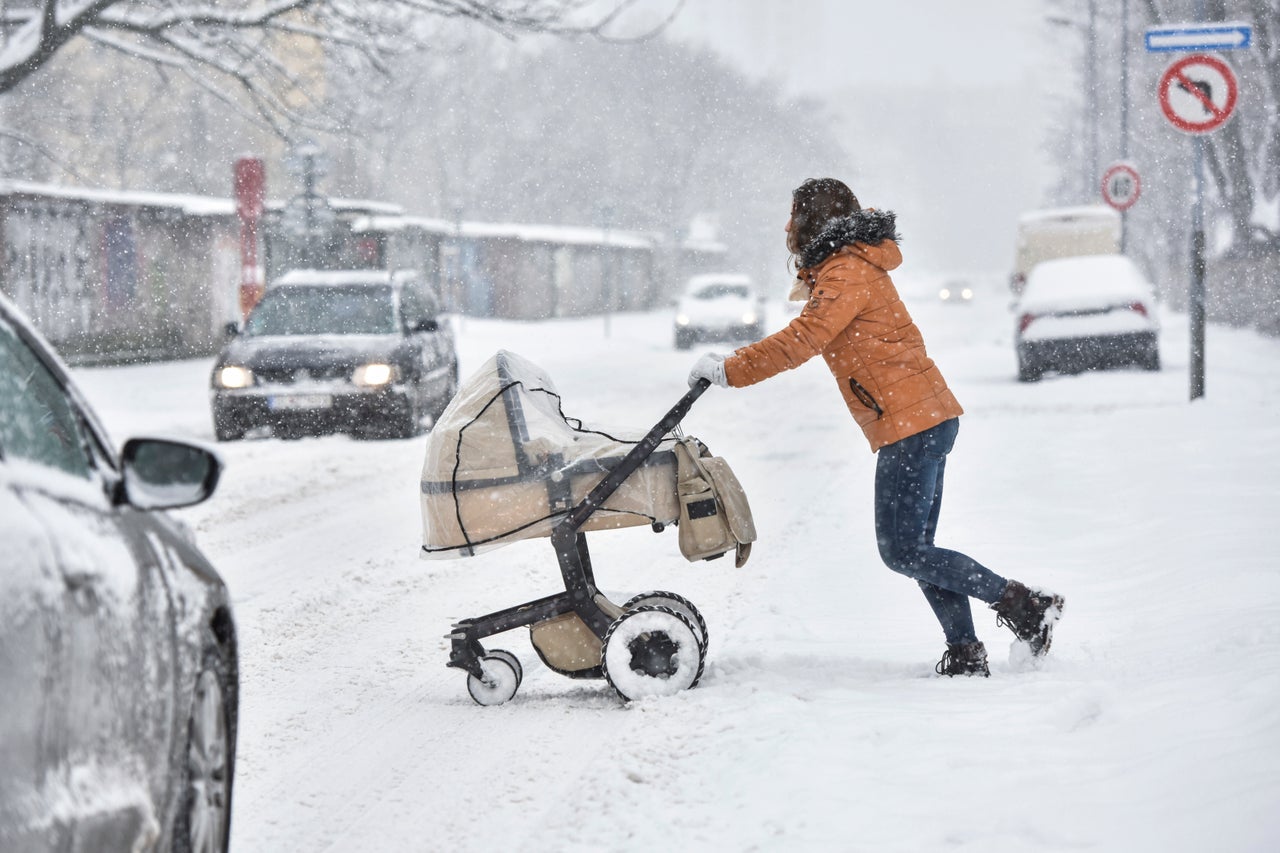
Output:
[1101, 162, 1141, 211]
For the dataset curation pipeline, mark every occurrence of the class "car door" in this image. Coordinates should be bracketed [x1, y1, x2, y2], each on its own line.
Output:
[0, 471, 70, 850]
[0, 310, 175, 849]
[400, 283, 451, 399]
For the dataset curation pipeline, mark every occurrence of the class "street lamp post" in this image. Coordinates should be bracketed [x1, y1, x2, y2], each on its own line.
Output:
[1049, 5, 1101, 201]
[599, 204, 614, 339]
[282, 140, 334, 269]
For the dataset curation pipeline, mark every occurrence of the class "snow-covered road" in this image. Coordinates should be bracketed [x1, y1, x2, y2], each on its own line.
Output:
[75, 273, 1280, 852]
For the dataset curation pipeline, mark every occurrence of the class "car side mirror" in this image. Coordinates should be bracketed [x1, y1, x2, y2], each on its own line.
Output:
[223, 321, 240, 340]
[411, 318, 439, 333]
[119, 437, 222, 510]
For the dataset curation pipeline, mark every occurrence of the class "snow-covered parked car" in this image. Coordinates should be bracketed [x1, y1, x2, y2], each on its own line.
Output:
[210, 269, 459, 440]
[673, 273, 765, 349]
[1014, 254, 1161, 382]
[0, 292, 237, 852]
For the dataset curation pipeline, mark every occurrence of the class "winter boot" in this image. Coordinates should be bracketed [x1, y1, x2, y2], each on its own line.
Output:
[935, 641, 990, 677]
[991, 580, 1064, 657]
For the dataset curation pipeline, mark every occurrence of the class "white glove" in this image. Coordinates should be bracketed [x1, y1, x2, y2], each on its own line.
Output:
[688, 353, 728, 388]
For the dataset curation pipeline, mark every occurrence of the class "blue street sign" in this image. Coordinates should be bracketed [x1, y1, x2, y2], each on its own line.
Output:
[1145, 22, 1252, 52]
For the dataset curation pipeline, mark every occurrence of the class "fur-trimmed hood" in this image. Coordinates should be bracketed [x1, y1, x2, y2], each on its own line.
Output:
[798, 208, 900, 270]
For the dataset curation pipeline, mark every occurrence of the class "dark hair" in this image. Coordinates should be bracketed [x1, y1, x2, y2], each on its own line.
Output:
[787, 178, 860, 257]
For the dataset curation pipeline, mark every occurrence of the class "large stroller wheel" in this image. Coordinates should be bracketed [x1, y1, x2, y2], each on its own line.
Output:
[467, 650, 522, 706]
[602, 606, 705, 702]
[621, 591, 708, 654]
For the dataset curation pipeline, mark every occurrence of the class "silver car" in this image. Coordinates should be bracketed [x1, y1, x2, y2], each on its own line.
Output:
[1014, 254, 1161, 382]
[1, 292, 237, 852]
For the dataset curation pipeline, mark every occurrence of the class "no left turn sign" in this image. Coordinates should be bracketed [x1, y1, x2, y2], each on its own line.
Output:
[1101, 162, 1141, 211]
[1158, 53, 1239, 134]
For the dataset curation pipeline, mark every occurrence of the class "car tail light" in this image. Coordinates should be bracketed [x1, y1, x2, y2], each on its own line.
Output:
[1018, 313, 1036, 334]
[1127, 301, 1149, 317]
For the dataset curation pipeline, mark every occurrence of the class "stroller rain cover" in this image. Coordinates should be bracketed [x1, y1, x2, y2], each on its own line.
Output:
[420, 350, 681, 559]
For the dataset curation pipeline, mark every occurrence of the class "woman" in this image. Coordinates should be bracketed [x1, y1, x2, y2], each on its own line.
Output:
[688, 177, 1063, 676]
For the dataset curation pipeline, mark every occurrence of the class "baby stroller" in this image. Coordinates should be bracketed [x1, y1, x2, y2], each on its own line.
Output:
[420, 351, 754, 704]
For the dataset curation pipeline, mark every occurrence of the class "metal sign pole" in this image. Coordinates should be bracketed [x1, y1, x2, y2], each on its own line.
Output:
[1190, 136, 1206, 400]
[1148, 17, 1250, 402]
[1120, 0, 1130, 253]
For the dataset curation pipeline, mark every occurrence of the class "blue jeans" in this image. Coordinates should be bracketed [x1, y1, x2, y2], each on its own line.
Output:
[874, 418, 1008, 645]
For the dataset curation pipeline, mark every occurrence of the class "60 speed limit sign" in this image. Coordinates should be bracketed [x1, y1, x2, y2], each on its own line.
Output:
[1101, 162, 1141, 211]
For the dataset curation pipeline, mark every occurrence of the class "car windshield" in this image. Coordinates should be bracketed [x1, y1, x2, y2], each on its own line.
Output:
[693, 284, 749, 300]
[245, 285, 397, 336]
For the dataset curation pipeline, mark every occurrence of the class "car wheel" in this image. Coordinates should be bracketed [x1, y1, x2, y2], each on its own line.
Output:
[394, 409, 422, 439]
[1141, 348, 1161, 371]
[212, 416, 245, 442]
[1017, 357, 1042, 383]
[171, 641, 235, 853]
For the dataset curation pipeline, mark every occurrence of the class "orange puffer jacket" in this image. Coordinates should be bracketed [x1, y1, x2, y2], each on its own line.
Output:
[723, 212, 963, 452]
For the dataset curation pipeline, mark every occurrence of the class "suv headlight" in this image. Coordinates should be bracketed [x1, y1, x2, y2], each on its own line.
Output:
[216, 365, 254, 389]
[741, 310, 759, 325]
[353, 362, 397, 387]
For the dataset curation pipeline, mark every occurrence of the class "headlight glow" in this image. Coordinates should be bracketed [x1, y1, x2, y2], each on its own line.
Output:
[675, 314, 690, 326]
[741, 311, 758, 325]
[354, 362, 396, 387]
[217, 365, 254, 389]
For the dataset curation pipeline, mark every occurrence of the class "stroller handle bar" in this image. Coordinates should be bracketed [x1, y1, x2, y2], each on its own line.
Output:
[558, 379, 711, 532]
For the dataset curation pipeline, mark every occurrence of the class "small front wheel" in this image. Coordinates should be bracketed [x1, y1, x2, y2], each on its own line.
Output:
[466, 651, 522, 706]
[602, 606, 705, 702]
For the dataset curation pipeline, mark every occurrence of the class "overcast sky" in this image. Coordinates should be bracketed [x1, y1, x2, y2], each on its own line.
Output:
[632, 0, 1063, 275]
[662, 0, 1050, 92]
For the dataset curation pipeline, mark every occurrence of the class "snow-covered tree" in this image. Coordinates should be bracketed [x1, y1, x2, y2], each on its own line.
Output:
[336, 32, 847, 286]
[0, 0, 660, 135]
[1046, 0, 1278, 250]
[1044, 0, 1278, 331]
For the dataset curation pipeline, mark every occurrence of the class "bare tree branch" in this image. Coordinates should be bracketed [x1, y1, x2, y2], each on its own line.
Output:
[0, 127, 92, 182]
[0, 0, 664, 137]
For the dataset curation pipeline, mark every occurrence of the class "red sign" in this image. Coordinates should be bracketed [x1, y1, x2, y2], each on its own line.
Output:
[1158, 54, 1239, 134]
[234, 157, 266, 319]
[234, 157, 265, 221]
[1101, 162, 1141, 211]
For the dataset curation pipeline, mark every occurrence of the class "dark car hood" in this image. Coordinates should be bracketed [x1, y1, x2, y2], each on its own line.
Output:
[217, 333, 404, 370]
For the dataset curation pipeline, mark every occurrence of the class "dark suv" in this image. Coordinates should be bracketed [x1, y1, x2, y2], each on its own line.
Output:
[210, 269, 459, 440]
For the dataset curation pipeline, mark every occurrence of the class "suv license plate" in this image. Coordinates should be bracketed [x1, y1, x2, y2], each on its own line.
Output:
[269, 394, 333, 410]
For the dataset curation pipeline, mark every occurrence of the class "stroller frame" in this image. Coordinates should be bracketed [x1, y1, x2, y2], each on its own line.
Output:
[445, 375, 709, 685]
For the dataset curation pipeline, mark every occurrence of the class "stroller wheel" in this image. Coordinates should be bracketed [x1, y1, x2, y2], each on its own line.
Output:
[621, 591, 708, 654]
[466, 651, 522, 706]
[602, 606, 705, 702]
[486, 649, 524, 683]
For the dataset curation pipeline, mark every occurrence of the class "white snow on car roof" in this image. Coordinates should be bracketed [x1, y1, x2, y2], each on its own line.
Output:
[272, 269, 409, 287]
[1019, 254, 1153, 313]
[1017, 205, 1120, 226]
[686, 273, 753, 289]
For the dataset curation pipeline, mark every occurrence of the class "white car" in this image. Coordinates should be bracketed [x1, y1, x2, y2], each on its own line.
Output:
[1014, 254, 1160, 382]
[673, 273, 764, 350]
[938, 280, 975, 304]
